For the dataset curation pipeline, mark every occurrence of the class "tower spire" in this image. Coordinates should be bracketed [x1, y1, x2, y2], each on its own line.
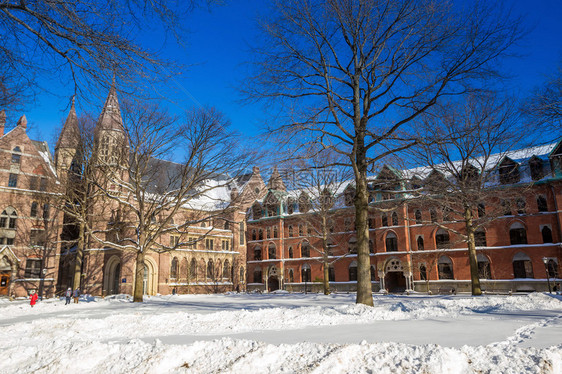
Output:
[268, 166, 286, 191]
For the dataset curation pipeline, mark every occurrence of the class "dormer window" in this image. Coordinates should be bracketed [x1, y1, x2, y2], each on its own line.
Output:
[299, 192, 311, 213]
[11, 147, 21, 164]
[498, 158, 520, 184]
[344, 186, 355, 206]
[529, 156, 544, 181]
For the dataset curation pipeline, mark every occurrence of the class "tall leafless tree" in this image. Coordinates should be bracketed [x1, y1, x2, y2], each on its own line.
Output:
[244, 0, 524, 306]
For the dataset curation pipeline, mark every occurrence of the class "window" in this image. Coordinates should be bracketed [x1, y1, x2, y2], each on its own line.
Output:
[288, 247, 293, 258]
[207, 259, 214, 279]
[268, 243, 276, 259]
[348, 261, 357, 281]
[546, 259, 558, 279]
[438, 256, 454, 280]
[474, 230, 487, 247]
[542, 226, 553, 243]
[430, 209, 437, 223]
[435, 229, 450, 249]
[189, 259, 197, 280]
[329, 266, 335, 282]
[222, 240, 230, 251]
[8, 173, 18, 188]
[42, 203, 50, 219]
[415, 210, 422, 224]
[223, 260, 230, 280]
[253, 268, 262, 283]
[537, 195, 548, 212]
[205, 239, 214, 250]
[287, 198, 295, 214]
[501, 200, 512, 216]
[288, 225, 293, 237]
[515, 199, 526, 214]
[344, 187, 355, 206]
[30, 202, 38, 217]
[442, 208, 452, 222]
[187, 237, 196, 249]
[239, 222, 245, 245]
[254, 247, 262, 261]
[266, 227, 271, 239]
[348, 237, 357, 254]
[29, 176, 38, 190]
[385, 232, 398, 252]
[529, 157, 544, 180]
[368, 218, 375, 229]
[499, 159, 520, 184]
[299, 224, 304, 236]
[509, 222, 527, 245]
[477, 203, 486, 218]
[417, 236, 424, 251]
[170, 236, 179, 247]
[288, 269, 294, 282]
[30, 229, 46, 247]
[302, 241, 310, 257]
[369, 239, 374, 254]
[39, 177, 47, 191]
[381, 214, 388, 227]
[273, 226, 278, 238]
[391, 212, 398, 226]
[252, 229, 256, 241]
[512, 253, 533, 278]
[419, 264, 427, 281]
[24, 259, 42, 278]
[239, 266, 244, 282]
[258, 229, 263, 240]
[344, 218, 351, 231]
[11, 147, 21, 164]
[477, 254, 491, 279]
[301, 264, 311, 282]
[170, 257, 178, 279]
[0, 208, 17, 229]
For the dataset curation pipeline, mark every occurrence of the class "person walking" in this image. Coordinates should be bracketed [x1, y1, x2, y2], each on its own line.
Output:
[73, 287, 80, 304]
[65, 287, 72, 305]
[29, 290, 38, 308]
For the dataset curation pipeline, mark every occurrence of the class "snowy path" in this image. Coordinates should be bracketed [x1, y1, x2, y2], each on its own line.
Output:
[0, 293, 561, 373]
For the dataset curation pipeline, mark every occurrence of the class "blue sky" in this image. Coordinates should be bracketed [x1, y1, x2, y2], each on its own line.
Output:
[19, 0, 562, 147]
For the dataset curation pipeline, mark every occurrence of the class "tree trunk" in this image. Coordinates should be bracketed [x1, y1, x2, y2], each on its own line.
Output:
[72, 221, 85, 290]
[133, 250, 145, 302]
[323, 256, 330, 295]
[355, 170, 373, 306]
[464, 207, 482, 296]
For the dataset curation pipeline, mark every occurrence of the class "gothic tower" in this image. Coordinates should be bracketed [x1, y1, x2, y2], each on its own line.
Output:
[54, 97, 80, 177]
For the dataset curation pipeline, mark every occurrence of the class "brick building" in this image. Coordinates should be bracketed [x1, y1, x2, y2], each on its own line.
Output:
[245, 145, 562, 294]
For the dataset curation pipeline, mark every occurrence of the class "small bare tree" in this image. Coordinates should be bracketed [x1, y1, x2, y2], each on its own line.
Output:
[244, 0, 524, 306]
[87, 102, 253, 302]
[409, 93, 528, 295]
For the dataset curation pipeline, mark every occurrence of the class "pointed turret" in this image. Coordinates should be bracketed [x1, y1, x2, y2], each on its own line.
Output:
[55, 97, 81, 174]
[95, 76, 125, 135]
[268, 166, 286, 191]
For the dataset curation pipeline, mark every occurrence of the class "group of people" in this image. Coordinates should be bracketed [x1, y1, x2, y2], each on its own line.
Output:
[27, 287, 81, 307]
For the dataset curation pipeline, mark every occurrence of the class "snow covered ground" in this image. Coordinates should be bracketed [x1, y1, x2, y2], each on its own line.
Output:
[0, 292, 561, 373]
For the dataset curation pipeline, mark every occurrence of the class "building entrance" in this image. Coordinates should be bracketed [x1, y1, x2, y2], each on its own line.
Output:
[268, 276, 279, 292]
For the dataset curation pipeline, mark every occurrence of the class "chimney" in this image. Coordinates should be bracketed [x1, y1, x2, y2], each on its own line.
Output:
[17, 114, 27, 129]
[0, 110, 5, 137]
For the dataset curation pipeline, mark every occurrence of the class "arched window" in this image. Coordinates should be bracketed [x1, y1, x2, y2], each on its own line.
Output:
[512, 252, 533, 278]
[348, 237, 357, 254]
[419, 264, 427, 280]
[288, 246, 293, 258]
[391, 212, 398, 226]
[252, 229, 256, 241]
[385, 232, 398, 252]
[369, 239, 374, 254]
[435, 229, 450, 249]
[207, 259, 214, 280]
[268, 243, 276, 259]
[288, 225, 293, 237]
[170, 257, 178, 279]
[0, 208, 17, 230]
[370, 265, 376, 281]
[329, 266, 335, 282]
[239, 266, 244, 282]
[223, 260, 230, 280]
[477, 254, 491, 279]
[253, 268, 262, 283]
[381, 214, 388, 227]
[297, 224, 303, 236]
[11, 147, 21, 164]
[258, 229, 263, 240]
[515, 198, 526, 214]
[530, 156, 544, 180]
[475, 230, 487, 247]
[302, 241, 311, 257]
[348, 261, 358, 281]
[417, 236, 424, 251]
[438, 256, 454, 280]
[537, 195, 548, 212]
[302, 264, 311, 282]
[43, 203, 50, 219]
[430, 209, 437, 223]
[542, 226, 553, 243]
[287, 198, 295, 214]
[288, 268, 294, 282]
[254, 246, 262, 261]
[273, 226, 278, 238]
[266, 227, 271, 238]
[546, 259, 558, 278]
[415, 210, 422, 224]
[509, 222, 527, 245]
[189, 259, 197, 280]
[30, 202, 38, 217]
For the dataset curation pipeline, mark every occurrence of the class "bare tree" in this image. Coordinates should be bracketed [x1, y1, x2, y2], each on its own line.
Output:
[409, 93, 528, 295]
[86, 102, 253, 302]
[522, 62, 562, 139]
[0, 0, 210, 103]
[244, 0, 523, 306]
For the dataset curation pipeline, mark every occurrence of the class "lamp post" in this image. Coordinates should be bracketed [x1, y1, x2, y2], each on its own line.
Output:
[542, 257, 552, 294]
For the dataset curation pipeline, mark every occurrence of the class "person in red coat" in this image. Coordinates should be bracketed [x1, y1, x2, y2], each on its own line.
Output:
[29, 290, 38, 307]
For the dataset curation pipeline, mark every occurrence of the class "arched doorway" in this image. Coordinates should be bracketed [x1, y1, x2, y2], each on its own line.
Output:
[142, 257, 158, 296]
[267, 265, 280, 292]
[384, 258, 406, 293]
[0, 248, 18, 297]
[103, 255, 121, 296]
